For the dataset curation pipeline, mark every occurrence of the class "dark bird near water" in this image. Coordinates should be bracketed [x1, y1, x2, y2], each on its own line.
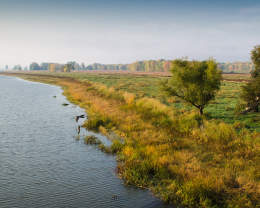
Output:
[77, 126, 81, 135]
[75, 114, 85, 122]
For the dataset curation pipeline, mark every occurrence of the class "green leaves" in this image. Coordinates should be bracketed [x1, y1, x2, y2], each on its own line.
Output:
[251, 45, 260, 78]
[240, 45, 260, 113]
[241, 76, 260, 112]
[162, 59, 222, 114]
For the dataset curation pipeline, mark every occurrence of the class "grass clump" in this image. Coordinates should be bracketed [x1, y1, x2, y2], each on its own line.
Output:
[98, 143, 112, 154]
[84, 114, 113, 132]
[110, 139, 125, 154]
[98, 139, 125, 154]
[84, 135, 102, 145]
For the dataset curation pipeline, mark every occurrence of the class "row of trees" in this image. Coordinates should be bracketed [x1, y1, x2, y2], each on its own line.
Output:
[19, 60, 253, 73]
[162, 46, 260, 115]
[86, 63, 128, 70]
[27, 60, 171, 72]
[69, 60, 171, 71]
[128, 60, 171, 72]
[79, 60, 252, 73]
[218, 62, 253, 73]
[29, 62, 85, 71]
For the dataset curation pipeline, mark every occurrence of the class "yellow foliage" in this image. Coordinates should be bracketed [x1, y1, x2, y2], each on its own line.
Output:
[123, 146, 135, 158]
[123, 92, 135, 104]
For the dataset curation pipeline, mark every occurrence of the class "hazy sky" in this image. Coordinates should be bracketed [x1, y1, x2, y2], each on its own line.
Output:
[0, 0, 260, 67]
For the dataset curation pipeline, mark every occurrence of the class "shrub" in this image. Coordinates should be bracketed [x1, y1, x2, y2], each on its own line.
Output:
[162, 59, 222, 115]
[110, 139, 125, 154]
[84, 114, 112, 131]
[134, 97, 173, 124]
[84, 135, 102, 145]
[123, 92, 135, 105]
[98, 143, 112, 154]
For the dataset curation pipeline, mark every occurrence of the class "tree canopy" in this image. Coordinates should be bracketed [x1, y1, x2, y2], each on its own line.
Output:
[162, 59, 222, 115]
[251, 45, 260, 78]
[240, 45, 260, 112]
[241, 76, 260, 112]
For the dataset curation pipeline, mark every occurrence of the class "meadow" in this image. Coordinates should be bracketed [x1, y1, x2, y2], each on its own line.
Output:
[29, 72, 259, 131]
[2, 71, 259, 208]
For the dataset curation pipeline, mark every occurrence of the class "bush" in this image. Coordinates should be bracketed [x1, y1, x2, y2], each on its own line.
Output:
[84, 114, 112, 131]
[123, 92, 135, 105]
[98, 143, 112, 154]
[162, 59, 222, 115]
[240, 76, 260, 113]
[110, 139, 125, 154]
[84, 135, 102, 145]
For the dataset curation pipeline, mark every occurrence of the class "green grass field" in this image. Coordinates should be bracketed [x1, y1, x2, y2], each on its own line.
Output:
[46, 72, 260, 132]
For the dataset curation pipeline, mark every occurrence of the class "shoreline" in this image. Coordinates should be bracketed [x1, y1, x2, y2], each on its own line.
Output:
[0, 74, 168, 208]
[0, 73, 166, 200]
[1, 72, 259, 208]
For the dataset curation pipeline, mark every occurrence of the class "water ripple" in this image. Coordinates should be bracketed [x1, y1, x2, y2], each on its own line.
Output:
[0, 76, 170, 208]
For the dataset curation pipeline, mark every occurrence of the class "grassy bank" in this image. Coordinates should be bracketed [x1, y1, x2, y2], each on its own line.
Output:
[2, 72, 259, 208]
[11, 71, 259, 131]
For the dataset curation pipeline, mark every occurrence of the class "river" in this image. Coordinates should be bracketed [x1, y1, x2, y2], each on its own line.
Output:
[0, 75, 171, 208]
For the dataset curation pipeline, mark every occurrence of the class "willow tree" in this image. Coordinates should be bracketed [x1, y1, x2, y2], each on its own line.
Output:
[162, 59, 222, 115]
[241, 76, 260, 112]
[251, 45, 260, 78]
[240, 46, 260, 112]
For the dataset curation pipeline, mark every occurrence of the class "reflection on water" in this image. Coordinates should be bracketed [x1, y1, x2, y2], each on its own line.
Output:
[0, 76, 169, 208]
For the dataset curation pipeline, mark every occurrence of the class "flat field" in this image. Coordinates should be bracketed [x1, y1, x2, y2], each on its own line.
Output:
[32, 72, 259, 131]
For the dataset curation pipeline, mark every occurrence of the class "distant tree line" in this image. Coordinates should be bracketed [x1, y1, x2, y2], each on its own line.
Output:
[26, 60, 253, 73]
[27, 60, 177, 72]
[218, 62, 254, 73]
[85, 63, 128, 70]
[85, 60, 253, 73]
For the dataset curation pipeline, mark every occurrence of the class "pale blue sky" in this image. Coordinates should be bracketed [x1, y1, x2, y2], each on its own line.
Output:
[0, 0, 260, 67]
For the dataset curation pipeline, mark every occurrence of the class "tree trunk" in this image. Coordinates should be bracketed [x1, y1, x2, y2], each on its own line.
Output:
[199, 107, 203, 115]
[253, 104, 259, 112]
[251, 101, 259, 112]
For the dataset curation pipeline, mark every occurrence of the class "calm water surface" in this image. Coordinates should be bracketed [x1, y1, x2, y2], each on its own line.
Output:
[0, 76, 169, 208]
